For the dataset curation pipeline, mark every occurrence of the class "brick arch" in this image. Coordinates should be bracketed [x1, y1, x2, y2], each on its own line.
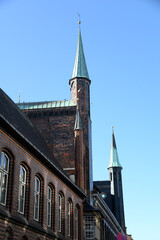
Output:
[0, 149, 14, 210]
[4, 226, 13, 240]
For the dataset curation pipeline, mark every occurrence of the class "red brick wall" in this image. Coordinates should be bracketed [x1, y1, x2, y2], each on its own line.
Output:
[22, 107, 76, 170]
[0, 129, 84, 240]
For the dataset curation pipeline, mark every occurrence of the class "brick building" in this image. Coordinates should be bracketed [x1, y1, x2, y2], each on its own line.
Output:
[0, 23, 129, 239]
[0, 89, 85, 239]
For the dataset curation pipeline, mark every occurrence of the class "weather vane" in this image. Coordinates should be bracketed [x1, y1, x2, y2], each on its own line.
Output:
[77, 12, 81, 25]
[18, 91, 21, 103]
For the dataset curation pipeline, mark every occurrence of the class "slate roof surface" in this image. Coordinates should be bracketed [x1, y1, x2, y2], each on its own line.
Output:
[0, 88, 63, 170]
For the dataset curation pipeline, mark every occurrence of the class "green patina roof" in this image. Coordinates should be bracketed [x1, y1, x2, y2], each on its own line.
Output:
[72, 26, 89, 79]
[108, 130, 122, 169]
[17, 100, 76, 110]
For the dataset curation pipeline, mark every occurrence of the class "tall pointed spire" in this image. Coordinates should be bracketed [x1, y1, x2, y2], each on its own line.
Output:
[72, 22, 89, 79]
[108, 127, 122, 169]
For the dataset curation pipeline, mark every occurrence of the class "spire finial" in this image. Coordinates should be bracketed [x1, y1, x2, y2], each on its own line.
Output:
[112, 126, 114, 133]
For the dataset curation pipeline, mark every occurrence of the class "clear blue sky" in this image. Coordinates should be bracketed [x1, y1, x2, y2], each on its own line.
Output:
[0, 0, 160, 239]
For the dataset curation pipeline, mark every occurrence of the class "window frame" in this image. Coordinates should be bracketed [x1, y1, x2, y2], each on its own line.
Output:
[75, 206, 79, 240]
[58, 193, 62, 232]
[34, 176, 40, 221]
[18, 165, 26, 214]
[47, 185, 52, 227]
[0, 152, 9, 206]
[67, 200, 71, 237]
[84, 216, 95, 239]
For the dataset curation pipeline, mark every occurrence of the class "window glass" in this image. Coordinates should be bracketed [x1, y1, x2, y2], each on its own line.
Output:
[75, 207, 79, 240]
[85, 216, 95, 239]
[58, 193, 62, 232]
[34, 177, 40, 221]
[67, 200, 71, 236]
[0, 152, 9, 205]
[47, 186, 52, 227]
[18, 165, 26, 214]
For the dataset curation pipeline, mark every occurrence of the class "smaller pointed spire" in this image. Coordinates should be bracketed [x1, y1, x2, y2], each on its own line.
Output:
[108, 127, 122, 169]
[72, 22, 89, 79]
[74, 102, 83, 130]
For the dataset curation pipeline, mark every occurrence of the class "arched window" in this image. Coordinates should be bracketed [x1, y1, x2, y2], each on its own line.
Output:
[47, 185, 52, 227]
[18, 165, 26, 214]
[34, 176, 40, 221]
[75, 205, 80, 240]
[67, 198, 73, 238]
[58, 191, 65, 235]
[58, 193, 62, 232]
[67, 199, 71, 237]
[0, 152, 9, 205]
[34, 174, 44, 224]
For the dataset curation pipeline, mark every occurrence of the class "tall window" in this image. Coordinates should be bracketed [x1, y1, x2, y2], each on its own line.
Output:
[47, 186, 52, 227]
[75, 207, 79, 240]
[34, 177, 40, 221]
[18, 165, 26, 214]
[58, 193, 62, 232]
[67, 200, 71, 236]
[0, 152, 9, 205]
[85, 216, 95, 239]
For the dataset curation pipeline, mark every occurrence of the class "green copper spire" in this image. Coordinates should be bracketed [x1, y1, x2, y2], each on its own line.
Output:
[108, 128, 122, 169]
[72, 23, 89, 79]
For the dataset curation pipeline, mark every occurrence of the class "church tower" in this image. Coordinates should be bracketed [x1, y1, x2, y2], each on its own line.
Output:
[74, 104, 84, 190]
[70, 22, 93, 198]
[108, 128, 126, 233]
